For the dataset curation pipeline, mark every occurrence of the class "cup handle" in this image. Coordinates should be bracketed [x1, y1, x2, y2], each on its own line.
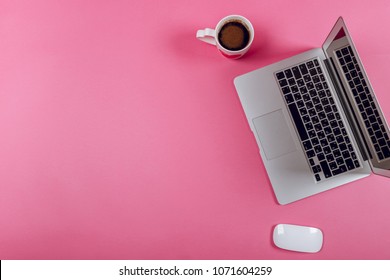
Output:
[196, 28, 216, 45]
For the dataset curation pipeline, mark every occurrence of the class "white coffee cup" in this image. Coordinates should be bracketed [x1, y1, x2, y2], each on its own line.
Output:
[196, 15, 254, 59]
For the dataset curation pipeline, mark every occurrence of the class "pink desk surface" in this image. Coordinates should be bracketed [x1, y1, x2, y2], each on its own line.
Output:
[1, 0, 390, 260]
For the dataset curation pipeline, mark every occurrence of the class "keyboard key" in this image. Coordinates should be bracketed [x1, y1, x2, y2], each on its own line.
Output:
[332, 168, 342, 176]
[288, 103, 308, 141]
[381, 146, 390, 158]
[318, 153, 325, 161]
[339, 143, 347, 151]
[330, 120, 338, 128]
[353, 77, 361, 86]
[336, 135, 344, 143]
[285, 69, 293, 78]
[342, 150, 350, 159]
[336, 157, 344, 165]
[315, 83, 323, 91]
[300, 107, 307, 115]
[307, 149, 315, 158]
[330, 141, 338, 150]
[315, 104, 324, 113]
[357, 85, 364, 93]
[341, 47, 349, 55]
[326, 154, 334, 162]
[375, 131, 383, 139]
[302, 94, 310, 102]
[293, 93, 302, 101]
[329, 161, 337, 170]
[292, 66, 301, 79]
[299, 64, 309, 75]
[372, 122, 379, 131]
[312, 165, 321, 173]
[323, 146, 331, 154]
[300, 86, 308, 94]
[282, 86, 291, 95]
[285, 94, 294, 103]
[379, 138, 386, 147]
[314, 145, 322, 154]
[303, 140, 312, 150]
[312, 138, 319, 146]
[279, 79, 288, 87]
[320, 160, 332, 178]
[288, 78, 296, 86]
[327, 134, 335, 142]
[339, 164, 347, 173]
[334, 149, 342, 158]
[318, 90, 326, 98]
[276, 72, 285, 79]
[345, 159, 354, 170]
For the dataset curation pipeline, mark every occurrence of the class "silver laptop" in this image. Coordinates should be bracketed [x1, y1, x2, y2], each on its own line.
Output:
[234, 17, 390, 204]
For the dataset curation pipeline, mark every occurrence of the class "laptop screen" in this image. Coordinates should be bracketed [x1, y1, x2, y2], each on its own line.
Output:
[322, 17, 390, 177]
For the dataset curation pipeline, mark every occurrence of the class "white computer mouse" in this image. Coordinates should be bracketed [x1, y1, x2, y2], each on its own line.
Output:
[273, 224, 323, 253]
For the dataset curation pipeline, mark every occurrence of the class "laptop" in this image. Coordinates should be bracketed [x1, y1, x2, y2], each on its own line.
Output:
[234, 17, 390, 204]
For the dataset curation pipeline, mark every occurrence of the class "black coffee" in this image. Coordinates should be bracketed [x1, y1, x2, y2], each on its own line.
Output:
[218, 21, 250, 51]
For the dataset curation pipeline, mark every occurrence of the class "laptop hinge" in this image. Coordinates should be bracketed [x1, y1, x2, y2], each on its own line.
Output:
[323, 57, 371, 161]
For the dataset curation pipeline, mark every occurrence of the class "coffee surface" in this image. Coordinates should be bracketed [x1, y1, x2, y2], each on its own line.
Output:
[218, 21, 250, 51]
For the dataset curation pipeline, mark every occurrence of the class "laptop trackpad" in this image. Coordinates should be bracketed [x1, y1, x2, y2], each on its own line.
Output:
[253, 110, 297, 160]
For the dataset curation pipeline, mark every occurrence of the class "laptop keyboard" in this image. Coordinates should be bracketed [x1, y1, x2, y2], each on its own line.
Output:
[275, 58, 360, 182]
[336, 46, 390, 161]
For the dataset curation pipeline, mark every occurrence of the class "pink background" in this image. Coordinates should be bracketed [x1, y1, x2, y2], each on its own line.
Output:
[1, 0, 390, 259]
